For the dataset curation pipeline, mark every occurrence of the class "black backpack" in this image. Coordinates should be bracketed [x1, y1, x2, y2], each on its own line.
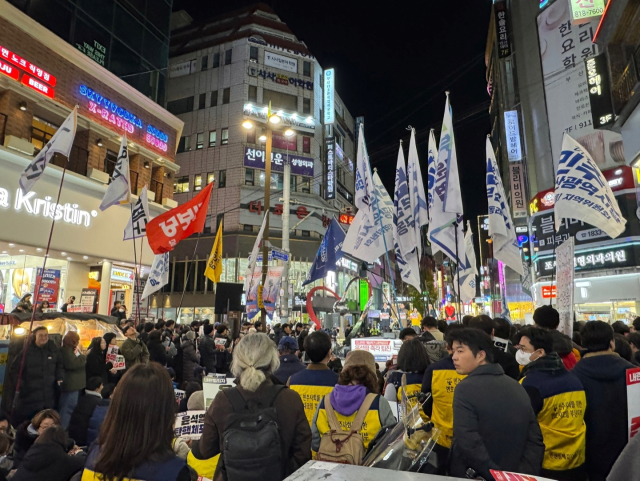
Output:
[222, 385, 285, 481]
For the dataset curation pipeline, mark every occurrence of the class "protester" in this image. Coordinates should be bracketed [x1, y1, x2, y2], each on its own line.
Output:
[312, 350, 396, 452]
[399, 327, 417, 342]
[572, 321, 635, 481]
[288, 331, 339, 424]
[121, 324, 149, 370]
[59, 331, 87, 429]
[10, 326, 63, 425]
[68, 376, 104, 447]
[14, 294, 33, 313]
[607, 429, 640, 481]
[274, 336, 304, 384]
[611, 321, 630, 338]
[199, 324, 218, 374]
[297, 329, 309, 361]
[515, 327, 587, 481]
[86, 383, 115, 447]
[493, 317, 517, 354]
[164, 320, 176, 340]
[11, 425, 85, 481]
[447, 328, 544, 479]
[103, 333, 120, 385]
[631, 317, 640, 333]
[35, 301, 50, 313]
[468, 315, 520, 380]
[420, 316, 443, 340]
[85, 337, 114, 386]
[613, 333, 636, 364]
[187, 439, 217, 481]
[178, 382, 201, 413]
[533, 306, 577, 369]
[147, 330, 170, 366]
[181, 331, 200, 383]
[418, 316, 448, 363]
[81, 363, 193, 480]
[385, 339, 430, 420]
[197, 333, 311, 480]
[60, 296, 75, 313]
[0, 414, 15, 439]
[0, 432, 13, 478]
[110, 301, 126, 323]
[628, 332, 640, 364]
[13, 409, 60, 470]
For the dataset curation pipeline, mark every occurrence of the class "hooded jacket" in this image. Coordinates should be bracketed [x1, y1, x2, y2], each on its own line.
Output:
[572, 352, 635, 481]
[68, 391, 103, 446]
[180, 340, 199, 383]
[273, 354, 305, 384]
[11, 442, 85, 481]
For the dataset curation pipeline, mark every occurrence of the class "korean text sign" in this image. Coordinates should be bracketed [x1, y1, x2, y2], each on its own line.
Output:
[627, 368, 640, 439]
[174, 410, 205, 440]
[243, 147, 314, 177]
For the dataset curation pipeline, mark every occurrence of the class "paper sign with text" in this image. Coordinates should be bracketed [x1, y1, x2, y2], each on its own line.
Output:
[174, 410, 205, 440]
[627, 367, 640, 439]
[106, 345, 119, 364]
[491, 470, 556, 481]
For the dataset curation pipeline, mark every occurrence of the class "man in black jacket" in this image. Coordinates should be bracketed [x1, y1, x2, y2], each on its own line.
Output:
[199, 324, 217, 373]
[468, 315, 520, 380]
[448, 328, 544, 480]
[68, 376, 103, 446]
[11, 326, 64, 425]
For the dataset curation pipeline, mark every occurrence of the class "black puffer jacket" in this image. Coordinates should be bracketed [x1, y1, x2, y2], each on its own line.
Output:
[199, 335, 217, 373]
[181, 340, 200, 383]
[11, 442, 85, 481]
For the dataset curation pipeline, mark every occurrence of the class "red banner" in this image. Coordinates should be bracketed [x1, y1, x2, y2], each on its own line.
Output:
[147, 183, 213, 254]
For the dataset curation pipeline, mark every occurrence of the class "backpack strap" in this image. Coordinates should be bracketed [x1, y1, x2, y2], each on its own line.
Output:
[224, 384, 285, 414]
[262, 384, 286, 408]
[323, 394, 343, 432]
[350, 394, 377, 434]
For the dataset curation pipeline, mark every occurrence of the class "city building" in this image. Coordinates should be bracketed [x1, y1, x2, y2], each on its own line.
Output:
[157, 4, 358, 324]
[0, 0, 182, 315]
[4, 0, 172, 104]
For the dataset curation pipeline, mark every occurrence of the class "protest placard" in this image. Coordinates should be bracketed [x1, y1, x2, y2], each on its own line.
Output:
[174, 410, 205, 440]
[203, 374, 232, 409]
[112, 355, 126, 370]
[106, 345, 119, 364]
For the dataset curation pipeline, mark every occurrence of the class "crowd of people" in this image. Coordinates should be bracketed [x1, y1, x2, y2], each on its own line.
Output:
[0, 301, 638, 481]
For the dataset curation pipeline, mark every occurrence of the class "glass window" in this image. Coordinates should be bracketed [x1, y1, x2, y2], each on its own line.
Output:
[250, 46, 258, 61]
[27, 0, 73, 43]
[303, 61, 311, 77]
[247, 129, 255, 143]
[194, 174, 202, 191]
[243, 224, 253, 232]
[212, 52, 220, 68]
[219, 170, 226, 188]
[74, 11, 112, 67]
[303, 136, 311, 153]
[201, 55, 208, 71]
[216, 213, 224, 229]
[290, 175, 297, 192]
[209, 131, 216, 147]
[142, 29, 166, 69]
[272, 173, 283, 190]
[166, 96, 194, 115]
[31, 116, 58, 153]
[103, 149, 118, 176]
[303, 98, 311, 114]
[207, 172, 215, 184]
[173, 176, 189, 193]
[199, 93, 206, 110]
[245, 169, 254, 186]
[176, 135, 191, 153]
[196, 133, 204, 149]
[145, 0, 171, 39]
[173, 261, 185, 293]
[248, 85, 257, 102]
[77, 0, 114, 30]
[223, 88, 230, 104]
[210, 90, 218, 107]
[221, 128, 229, 145]
[301, 177, 311, 193]
[301, 230, 310, 237]
[225, 49, 232, 65]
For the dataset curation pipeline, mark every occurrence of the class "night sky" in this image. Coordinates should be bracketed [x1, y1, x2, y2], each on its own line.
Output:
[173, 0, 493, 233]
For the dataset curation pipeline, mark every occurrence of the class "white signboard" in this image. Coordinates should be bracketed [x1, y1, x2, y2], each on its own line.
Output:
[203, 374, 233, 410]
[504, 111, 522, 161]
[627, 367, 640, 439]
[555, 237, 575, 336]
[324, 69, 335, 124]
[174, 410, 205, 440]
[168, 60, 195, 78]
[264, 51, 298, 74]
[351, 338, 403, 362]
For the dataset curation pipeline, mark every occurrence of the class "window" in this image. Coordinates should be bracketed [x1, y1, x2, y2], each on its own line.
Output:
[198, 93, 206, 110]
[249, 46, 258, 61]
[194, 174, 202, 191]
[210, 90, 218, 107]
[166, 96, 194, 115]
[290, 175, 297, 192]
[259, 172, 281, 189]
[303, 61, 311, 77]
[196, 133, 204, 150]
[301, 177, 311, 193]
[301, 230, 310, 237]
[212, 52, 220, 68]
[263, 89, 297, 111]
[225, 49, 232, 65]
[201, 55, 208, 71]
[247, 129, 256, 143]
[219, 170, 226, 188]
[243, 224, 253, 232]
[207, 172, 215, 184]
[177, 135, 191, 153]
[216, 213, 224, 229]
[221, 128, 229, 145]
[303, 136, 311, 153]
[31, 116, 57, 153]
[174, 176, 189, 193]
[222, 88, 230, 104]
[248, 85, 257, 102]
[245, 169, 255, 186]
[303, 98, 311, 114]
[209, 131, 217, 147]
[103, 149, 118, 176]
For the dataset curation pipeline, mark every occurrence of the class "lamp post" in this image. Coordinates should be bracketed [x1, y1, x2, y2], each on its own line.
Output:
[281, 128, 295, 323]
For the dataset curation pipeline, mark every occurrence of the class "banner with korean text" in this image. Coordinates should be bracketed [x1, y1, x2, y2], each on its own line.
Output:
[627, 367, 640, 439]
[555, 237, 575, 336]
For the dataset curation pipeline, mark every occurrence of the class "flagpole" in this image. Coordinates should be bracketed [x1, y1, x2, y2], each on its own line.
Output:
[13, 163, 69, 418]
[139, 235, 144, 318]
[454, 221, 462, 322]
[176, 234, 201, 323]
[129, 202, 141, 328]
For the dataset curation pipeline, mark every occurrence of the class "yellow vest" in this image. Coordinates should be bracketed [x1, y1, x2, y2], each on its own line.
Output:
[187, 452, 219, 480]
[430, 367, 466, 448]
[290, 384, 335, 425]
[315, 395, 384, 449]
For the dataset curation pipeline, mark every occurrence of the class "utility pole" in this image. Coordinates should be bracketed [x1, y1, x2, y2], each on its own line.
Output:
[260, 129, 273, 331]
[281, 158, 291, 323]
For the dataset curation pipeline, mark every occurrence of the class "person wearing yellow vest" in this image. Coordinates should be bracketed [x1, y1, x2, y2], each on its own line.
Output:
[384, 339, 430, 421]
[420, 325, 467, 474]
[516, 327, 587, 481]
[409, 308, 422, 329]
[311, 350, 395, 452]
[287, 331, 339, 424]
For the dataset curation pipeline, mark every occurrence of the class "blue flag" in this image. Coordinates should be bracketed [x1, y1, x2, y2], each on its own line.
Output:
[303, 218, 345, 286]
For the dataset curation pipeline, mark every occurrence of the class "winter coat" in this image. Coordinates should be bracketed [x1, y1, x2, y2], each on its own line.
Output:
[148, 338, 170, 366]
[449, 363, 544, 480]
[181, 340, 200, 383]
[572, 352, 635, 481]
[491, 345, 521, 380]
[11, 339, 63, 419]
[607, 426, 640, 481]
[11, 442, 85, 481]
[68, 392, 103, 446]
[85, 349, 111, 386]
[60, 346, 87, 392]
[197, 377, 311, 481]
[273, 354, 305, 384]
[86, 400, 109, 447]
[199, 335, 217, 373]
[121, 337, 149, 370]
[12, 421, 38, 469]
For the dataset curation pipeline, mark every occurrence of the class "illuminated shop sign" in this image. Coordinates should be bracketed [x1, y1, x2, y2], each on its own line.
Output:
[79, 85, 168, 152]
[111, 267, 134, 283]
[324, 69, 335, 124]
[243, 103, 316, 132]
[0, 45, 56, 86]
[325, 137, 335, 200]
[536, 244, 638, 277]
[585, 54, 614, 128]
[0, 45, 56, 98]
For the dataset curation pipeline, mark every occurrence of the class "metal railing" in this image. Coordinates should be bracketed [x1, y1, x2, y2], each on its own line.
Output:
[150, 178, 164, 202]
[51, 145, 89, 176]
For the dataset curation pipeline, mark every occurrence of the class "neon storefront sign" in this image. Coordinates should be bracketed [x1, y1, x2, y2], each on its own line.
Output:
[0, 45, 56, 99]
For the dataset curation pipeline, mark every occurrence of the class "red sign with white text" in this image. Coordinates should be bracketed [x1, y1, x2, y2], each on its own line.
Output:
[491, 471, 555, 481]
[627, 367, 640, 439]
[21, 75, 55, 99]
[0, 59, 19, 81]
[542, 285, 557, 299]
[0, 45, 56, 86]
[146, 183, 213, 254]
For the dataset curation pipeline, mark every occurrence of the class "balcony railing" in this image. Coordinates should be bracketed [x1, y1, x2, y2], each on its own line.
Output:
[51, 145, 89, 177]
[612, 45, 640, 115]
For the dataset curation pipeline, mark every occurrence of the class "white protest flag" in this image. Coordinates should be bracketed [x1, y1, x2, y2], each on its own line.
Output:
[428, 93, 466, 269]
[555, 133, 626, 239]
[426, 129, 437, 225]
[142, 252, 170, 299]
[124, 186, 150, 240]
[244, 213, 268, 292]
[343, 172, 394, 263]
[20, 106, 78, 194]
[393, 144, 421, 291]
[354, 123, 375, 213]
[407, 128, 429, 258]
[455, 222, 478, 303]
[100, 136, 132, 211]
[486, 137, 524, 275]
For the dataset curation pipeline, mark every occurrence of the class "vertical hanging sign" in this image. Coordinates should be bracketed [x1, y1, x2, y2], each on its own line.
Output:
[504, 110, 522, 161]
[325, 137, 336, 200]
[494, 1, 511, 58]
[324, 68, 335, 124]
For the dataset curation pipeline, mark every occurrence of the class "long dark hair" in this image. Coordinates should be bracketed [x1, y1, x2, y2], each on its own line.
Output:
[95, 363, 176, 480]
[89, 337, 104, 355]
[338, 365, 380, 394]
[397, 339, 430, 374]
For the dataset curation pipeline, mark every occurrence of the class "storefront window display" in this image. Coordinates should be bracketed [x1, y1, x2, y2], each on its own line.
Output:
[575, 300, 637, 324]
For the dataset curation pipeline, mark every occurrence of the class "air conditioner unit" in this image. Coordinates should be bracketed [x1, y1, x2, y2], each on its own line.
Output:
[162, 198, 178, 208]
[3, 135, 35, 156]
[88, 167, 110, 184]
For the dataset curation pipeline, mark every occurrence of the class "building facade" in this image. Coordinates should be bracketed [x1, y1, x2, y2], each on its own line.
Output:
[158, 4, 358, 324]
[0, 0, 182, 316]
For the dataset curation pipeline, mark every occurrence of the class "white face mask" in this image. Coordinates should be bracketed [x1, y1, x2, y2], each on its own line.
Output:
[516, 349, 533, 366]
[119, 308, 125, 312]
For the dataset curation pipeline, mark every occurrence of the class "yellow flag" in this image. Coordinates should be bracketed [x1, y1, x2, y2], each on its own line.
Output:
[204, 220, 223, 283]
